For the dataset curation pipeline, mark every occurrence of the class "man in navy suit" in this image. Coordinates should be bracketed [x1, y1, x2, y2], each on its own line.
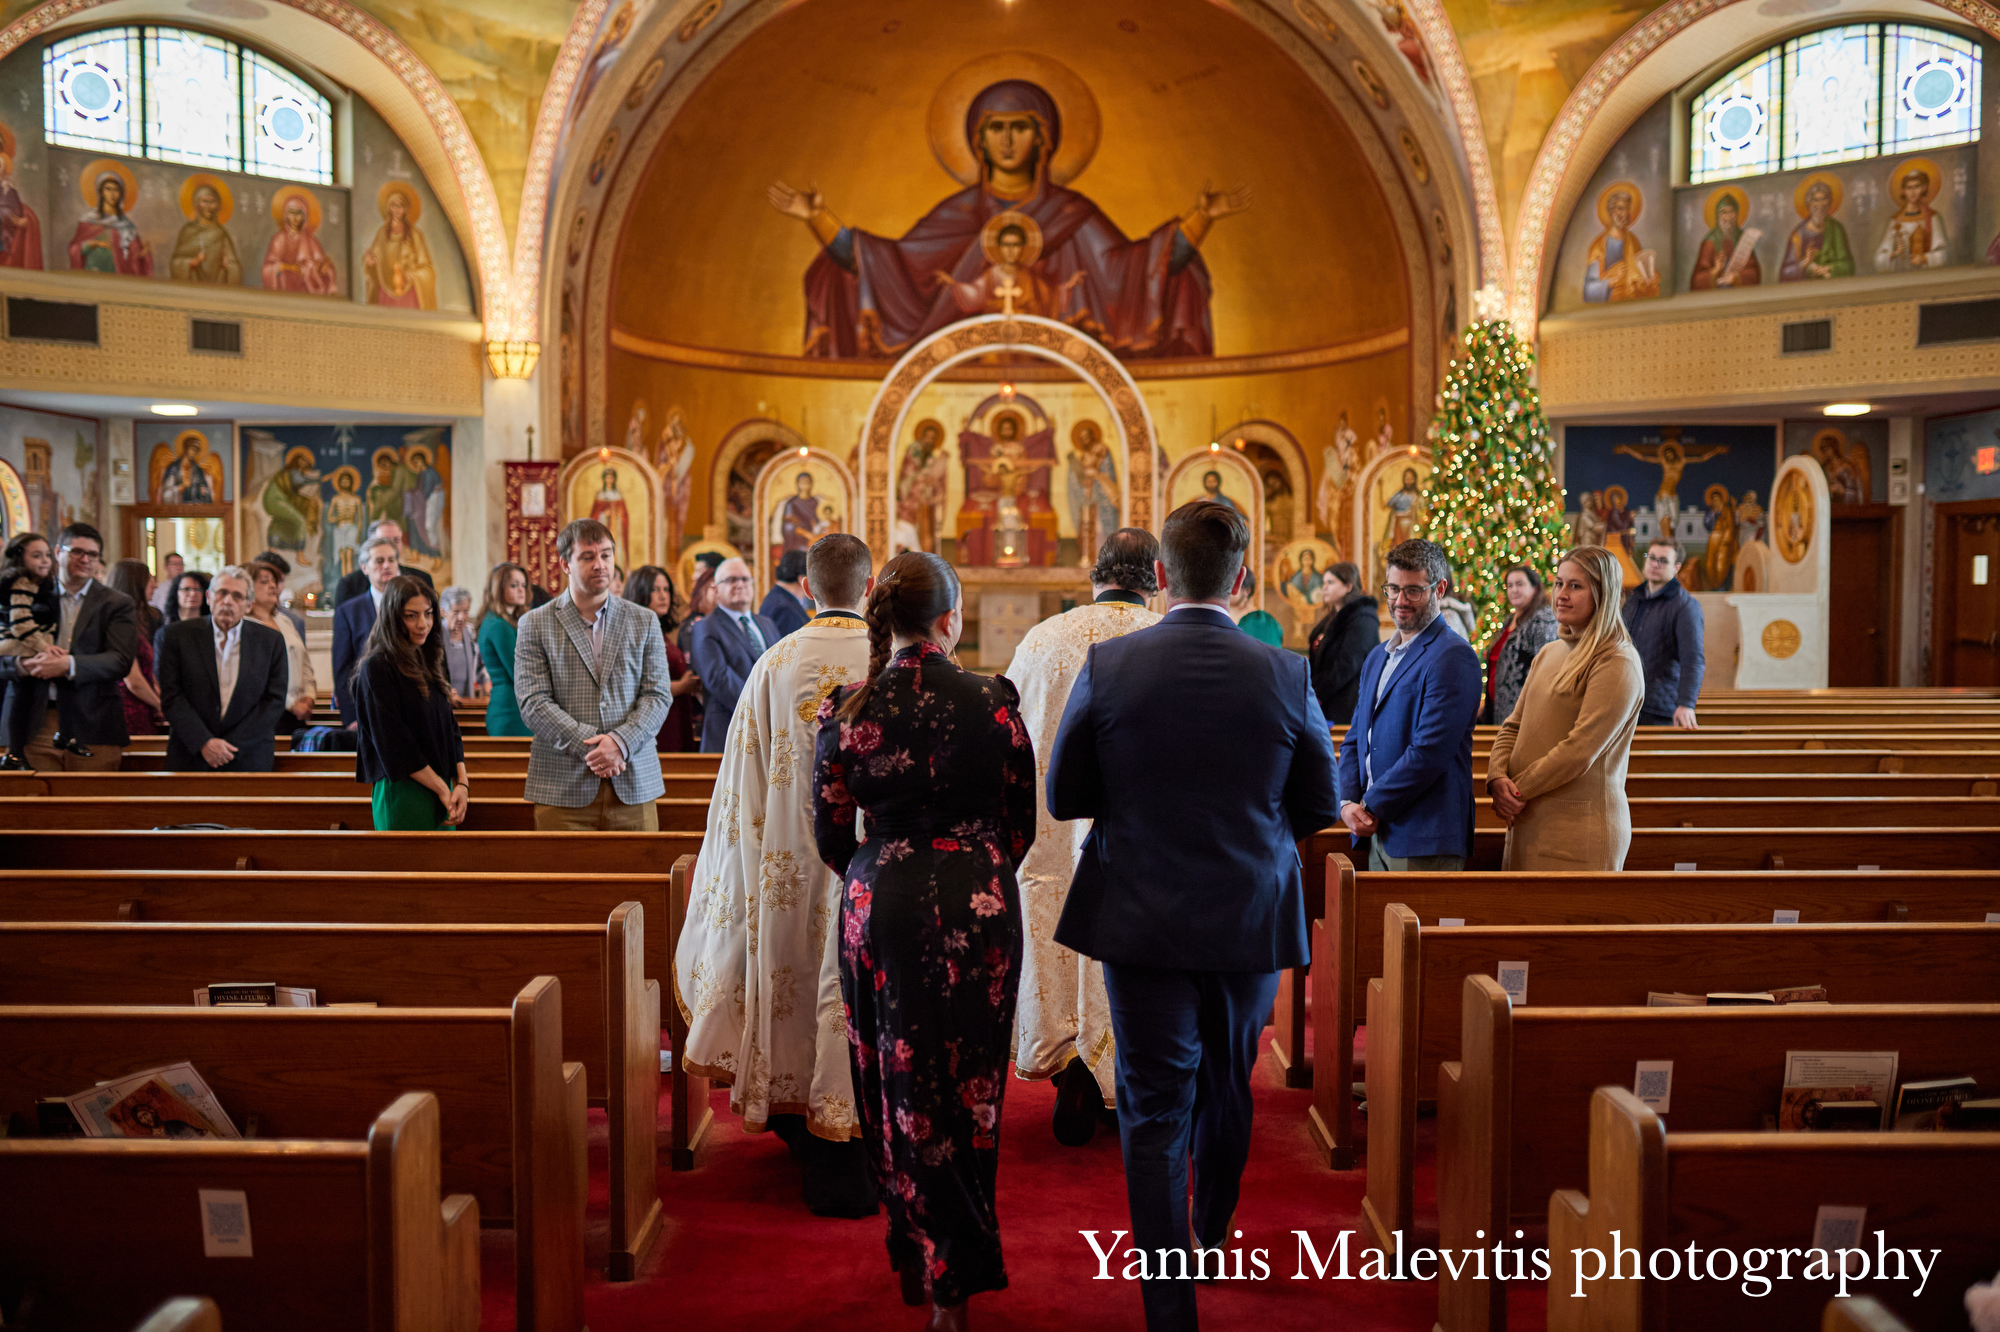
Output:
[331, 537, 402, 726]
[688, 557, 780, 753]
[1048, 500, 1340, 1331]
[1334, 537, 1483, 871]
[756, 548, 812, 639]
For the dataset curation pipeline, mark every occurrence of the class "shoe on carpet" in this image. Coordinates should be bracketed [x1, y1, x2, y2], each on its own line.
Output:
[1052, 1058, 1099, 1147]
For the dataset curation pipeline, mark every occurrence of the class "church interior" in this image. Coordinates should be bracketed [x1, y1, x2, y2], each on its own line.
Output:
[2, 0, 1999, 1326]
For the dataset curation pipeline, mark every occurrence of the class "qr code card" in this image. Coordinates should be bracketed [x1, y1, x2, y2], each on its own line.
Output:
[1497, 962, 1529, 1005]
[1811, 1205, 1867, 1256]
[1633, 1061, 1674, 1112]
[199, 1188, 253, 1258]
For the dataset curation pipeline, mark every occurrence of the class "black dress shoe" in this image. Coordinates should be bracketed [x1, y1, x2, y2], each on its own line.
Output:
[0, 753, 29, 771]
[798, 1133, 878, 1218]
[51, 733, 92, 758]
[1052, 1058, 1099, 1147]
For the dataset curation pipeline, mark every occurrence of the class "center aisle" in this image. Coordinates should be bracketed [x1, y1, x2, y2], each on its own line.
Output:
[489, 1044, 1480, 1331]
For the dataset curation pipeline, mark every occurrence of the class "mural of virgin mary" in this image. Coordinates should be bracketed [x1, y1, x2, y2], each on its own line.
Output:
[769, 60, 1249, 360]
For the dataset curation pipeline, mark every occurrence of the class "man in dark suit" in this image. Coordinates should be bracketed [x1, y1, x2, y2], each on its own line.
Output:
[0, 522, 137, 771]
[158, 565, 288, 772]
[332, 537, 403, 726]
[1335, 537, 1483, 871]
[756, 548, 811, 639]
[328, 519, 433, 608]
[1047, 501, 1340, 1331]
[688, 556, 779, 753]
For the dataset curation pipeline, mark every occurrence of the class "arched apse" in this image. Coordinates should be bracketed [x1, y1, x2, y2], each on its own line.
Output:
[0, 0, 513, 330]
[1509, 0, 2000, 334]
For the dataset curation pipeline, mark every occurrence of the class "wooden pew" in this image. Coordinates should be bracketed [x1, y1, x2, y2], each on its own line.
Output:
[1437, 983, 2000, 1332]
[1299, 825, 2000, 875]
[0, 1092, 480, 1332]
[0, 913, 661, 1281]
[0, 868, 678, 1008]
[0, 796, 711, 832]
[1302, 854, 2000, 1165]
[1623, 749, 2000, 774]
[0, 771, 719, 801]
[134, 1298, 224, 1332]
[0, 990, 586, 1332]
[0, 830, 702, 873]
[1360, 909, 2000, 1257]
[1547, 1088, 2000, 1332]
[665, 853, 712, 1171]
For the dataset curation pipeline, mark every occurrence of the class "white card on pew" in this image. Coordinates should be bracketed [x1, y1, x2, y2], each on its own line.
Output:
[1986, 913, 2000, 923]
[1857, 865, 1879, 873]
[1438, 918, 1465, 928]
[1773, 909, 1800, 924]
[1497, 962, 1528, 1005]
[199, 1189, 253, 1258]
[1673, 863, 1698, 872]
[1633, 1061, 1673, 1113]
[1809, 1205, 1867, 1256]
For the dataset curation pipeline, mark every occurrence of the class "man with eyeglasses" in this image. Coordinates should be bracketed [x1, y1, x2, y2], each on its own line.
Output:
[1334, 538, 1483, 872]
[688, 556, 781, 754]
[1621, 536, 1704, 730]
[0, 523, 137, 771]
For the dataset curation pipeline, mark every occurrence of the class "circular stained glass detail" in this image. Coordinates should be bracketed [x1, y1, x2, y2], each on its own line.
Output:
[271, 105, 304, 142]
[1902, 58, 1967, 119]
[1708, 93, 1767, 151]
[58, 61, 124, 121]
[71, 70, 110, 109]
[258, 95, 316, 153]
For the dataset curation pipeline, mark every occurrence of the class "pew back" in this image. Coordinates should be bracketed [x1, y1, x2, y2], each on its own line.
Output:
[0, 830, 702, 873]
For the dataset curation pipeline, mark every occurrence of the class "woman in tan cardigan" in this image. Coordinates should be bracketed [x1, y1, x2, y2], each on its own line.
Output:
[1486, 545, 1645, 870]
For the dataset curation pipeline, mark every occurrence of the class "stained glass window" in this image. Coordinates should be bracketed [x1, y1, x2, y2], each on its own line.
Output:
[1689, 21, 1980, 182]
[1690, 48, 1781, 183]
[44, 28, 142, 156]
[1887, 24, 1981, 151]
[1783, 25, 1879, 168]
[41, 26, 332, 185]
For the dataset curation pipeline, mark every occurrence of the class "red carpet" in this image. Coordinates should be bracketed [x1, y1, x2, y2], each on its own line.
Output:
[479, 1030, 1550, 1330]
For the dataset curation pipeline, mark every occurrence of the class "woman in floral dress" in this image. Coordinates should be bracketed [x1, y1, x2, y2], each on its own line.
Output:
[812, 551, 1036, 1331]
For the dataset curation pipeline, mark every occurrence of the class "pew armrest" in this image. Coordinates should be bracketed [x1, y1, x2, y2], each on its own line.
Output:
[440, 1193, 482, 1332]
[1546, 1190, 1589, 1332]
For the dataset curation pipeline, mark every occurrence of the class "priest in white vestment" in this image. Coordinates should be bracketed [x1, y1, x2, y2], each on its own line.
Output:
[675, 533, 877, 1211]
[1004, 528, 1162, 1145]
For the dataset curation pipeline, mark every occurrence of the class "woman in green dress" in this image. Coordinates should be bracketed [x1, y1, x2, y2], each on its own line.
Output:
[354, 576, 468, 831]
[476, 561, 532, 737]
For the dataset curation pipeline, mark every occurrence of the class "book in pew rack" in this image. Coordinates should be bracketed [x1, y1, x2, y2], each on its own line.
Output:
[60, 1062, 240, 1140]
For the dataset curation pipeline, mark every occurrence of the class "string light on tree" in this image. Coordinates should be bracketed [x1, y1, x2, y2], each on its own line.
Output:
[1418, 317, 1568, 648]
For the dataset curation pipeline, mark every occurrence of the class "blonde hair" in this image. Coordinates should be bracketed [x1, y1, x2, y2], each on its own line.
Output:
[1549, 546, 1632, 694]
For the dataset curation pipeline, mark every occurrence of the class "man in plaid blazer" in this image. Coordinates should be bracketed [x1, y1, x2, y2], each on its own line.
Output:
[516, 518, 673, 830]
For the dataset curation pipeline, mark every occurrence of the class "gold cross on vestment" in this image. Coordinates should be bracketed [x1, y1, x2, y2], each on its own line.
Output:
[996, 274, 1024, 316]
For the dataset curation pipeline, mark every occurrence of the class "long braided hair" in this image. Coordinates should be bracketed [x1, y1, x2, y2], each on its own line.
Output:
[835, 551, 958, 721]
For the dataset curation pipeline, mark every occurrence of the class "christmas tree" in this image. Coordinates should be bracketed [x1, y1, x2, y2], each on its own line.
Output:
[1420, 318, 1569, 647]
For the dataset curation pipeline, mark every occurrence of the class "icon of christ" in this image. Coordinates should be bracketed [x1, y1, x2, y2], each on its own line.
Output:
[768, 73, 1249, 359]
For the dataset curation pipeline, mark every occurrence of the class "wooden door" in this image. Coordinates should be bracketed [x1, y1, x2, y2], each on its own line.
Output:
[1828, 505, 1899, 686]
[1932, 500, 2000, 686]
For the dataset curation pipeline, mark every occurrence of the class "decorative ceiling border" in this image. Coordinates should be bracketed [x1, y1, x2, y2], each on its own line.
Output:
[1402, 0, 1504, 290]
[1508, 0, 2000, 336]
[510, 0, 616, 342]
[0, 0, 514, 335]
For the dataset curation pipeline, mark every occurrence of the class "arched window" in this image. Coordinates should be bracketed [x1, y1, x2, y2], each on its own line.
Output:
[43, 26, 332, 184]
[1690, 22, 1980, 183]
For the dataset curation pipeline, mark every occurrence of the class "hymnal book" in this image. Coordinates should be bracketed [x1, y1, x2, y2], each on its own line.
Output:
[1767, 985, 1828, 1004]
[1946, 1098, 2000, 1130]
[1806, 1099, 1881, 1132]
[35, 1099, 84, 1137]
[193, 984, 315, 1007]
[1779, 1085, 1872, 1131]
[1893, 1076, 1977, 1130]
[1707, 992, 1779, 1006]
[1781, 1050, 1899, 1130]
[1646, 985, 1829, 1007]
[1646, 992, 1706, 1007]
[63, 1063, 240, 1140]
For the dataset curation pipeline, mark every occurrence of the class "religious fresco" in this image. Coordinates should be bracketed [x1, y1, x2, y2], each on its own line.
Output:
[955, 390, 1061, 566]
[653, 407, 697, 562]
[0, 122, 43, 269]
[723, 437, 783, 553]
[1168, 455, 1255, 517]
[1783, 420, 1882, 505]
[768, 53, 1250, 360]
[349, 99, 473, 313]
[1547, 99, 1669, 314]
[1063, 419, 1120, 569]
[1925, 407, 2000, 503]
[139, 423, 229, 503]
[1563, 424, 1777, 592]
[1771, 467, 1815, 564]
[168, 174, 241, 285]
[763, 458, 845, 564]
[240, 425, 453, 604]
[362, 182, 437, 310]
[1367, 454, 1430, 588]
[1272, 535, 1339, 648]
[563, 449, 657, 568]
[895, 417, 953, 559]
[0, 404, 98, 541]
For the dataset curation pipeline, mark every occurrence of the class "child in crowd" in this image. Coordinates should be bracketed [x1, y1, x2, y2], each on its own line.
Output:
[0, 531, 60, 769]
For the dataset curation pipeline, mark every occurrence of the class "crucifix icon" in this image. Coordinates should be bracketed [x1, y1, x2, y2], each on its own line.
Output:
[995, 273, 1023, 316]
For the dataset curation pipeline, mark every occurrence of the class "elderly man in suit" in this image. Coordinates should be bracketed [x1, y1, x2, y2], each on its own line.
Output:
[158, 565, 288, 772]
[329, 519, 433, 609]
[689, 556, 779, 754]
[332, 536, 403, 726]
[516, 517, 673, 830]
[1047, 501, 1341, 1332]
[1335, 537, 1484, 872]
[0, 522, 138, 771]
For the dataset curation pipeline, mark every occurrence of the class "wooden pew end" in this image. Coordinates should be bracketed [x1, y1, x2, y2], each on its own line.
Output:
[440, 1194, 482, 1332]
[1546, 1190, 1590, 1332]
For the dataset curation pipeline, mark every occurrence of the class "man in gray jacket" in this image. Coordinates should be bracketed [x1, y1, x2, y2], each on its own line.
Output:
[516, 518, 673, 829]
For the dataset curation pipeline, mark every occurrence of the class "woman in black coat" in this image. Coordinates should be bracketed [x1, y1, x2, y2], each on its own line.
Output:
[1307, 560, 1381, 724]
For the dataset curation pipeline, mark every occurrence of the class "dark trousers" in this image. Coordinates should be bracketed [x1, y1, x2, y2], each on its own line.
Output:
[1102, 963, 1281, 1332]
[1637, 708, 1675, 727]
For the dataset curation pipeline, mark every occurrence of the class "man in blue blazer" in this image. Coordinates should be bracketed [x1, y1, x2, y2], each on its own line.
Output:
[756, 548, 812, 639]
[1334, 537, 1483, 870]
[1048, 500, 1340, 1331]
[331, 537, 403, 726]
[688, 556, 781, 753]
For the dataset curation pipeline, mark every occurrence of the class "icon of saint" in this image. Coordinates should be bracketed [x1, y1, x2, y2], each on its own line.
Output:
[1780, 177, 1855, 281]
